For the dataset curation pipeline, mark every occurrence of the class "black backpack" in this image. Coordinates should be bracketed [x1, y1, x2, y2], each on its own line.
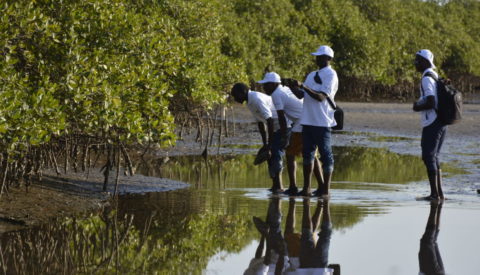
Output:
[423, 72, 463, 125]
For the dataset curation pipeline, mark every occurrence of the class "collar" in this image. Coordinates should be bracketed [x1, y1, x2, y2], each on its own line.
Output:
[318, 65, 331, 73]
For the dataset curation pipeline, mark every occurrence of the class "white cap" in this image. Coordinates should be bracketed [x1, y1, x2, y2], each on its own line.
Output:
[416, 49, 436, 68]
[257, 72, 281, 84]
[311, 45, 334, 58]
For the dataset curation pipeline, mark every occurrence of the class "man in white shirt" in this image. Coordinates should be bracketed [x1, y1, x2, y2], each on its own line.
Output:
[258, 72, 325, 196]
[231, 82, 284, 193]
[290, 46, 338, 197]
[413, 49, 447, 200]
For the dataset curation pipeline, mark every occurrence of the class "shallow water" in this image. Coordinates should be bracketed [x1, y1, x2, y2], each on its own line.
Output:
[1, 146, 480, 274]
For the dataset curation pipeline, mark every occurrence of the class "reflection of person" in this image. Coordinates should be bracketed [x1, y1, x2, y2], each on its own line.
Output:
[246, 198, 290, 275]
[290, 46, 338, 197]
[247, 198, 340, 275]
[412, 49, 447, 200]
[231, 83, 284, 193]
[292, 198, 339, 274]
[419, 201, 445, 275]
[258, 72, 325, 196]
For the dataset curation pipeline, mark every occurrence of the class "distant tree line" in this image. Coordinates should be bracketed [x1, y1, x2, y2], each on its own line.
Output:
[0, 0, 479, 194]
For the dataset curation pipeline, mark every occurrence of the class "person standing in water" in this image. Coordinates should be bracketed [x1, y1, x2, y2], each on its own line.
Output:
[413, 49, 447, 200]
[258, 72, 325, 196]
[231, 83, 284, 193]
[290, 45, 338, 197]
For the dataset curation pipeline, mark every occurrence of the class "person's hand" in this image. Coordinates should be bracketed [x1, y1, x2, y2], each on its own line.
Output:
[413, 101, 420, 111]
[279, 134, 289, 149]
[281, 78, 302, 89]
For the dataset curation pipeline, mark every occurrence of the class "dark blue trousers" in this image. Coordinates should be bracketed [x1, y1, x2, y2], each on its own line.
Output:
[421, 119, 447, 172]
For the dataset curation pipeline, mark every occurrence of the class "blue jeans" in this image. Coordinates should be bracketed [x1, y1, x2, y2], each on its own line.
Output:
[268, 130, 285, 178]
[421, 119, 447, 172]
[302, 125, 334, 173]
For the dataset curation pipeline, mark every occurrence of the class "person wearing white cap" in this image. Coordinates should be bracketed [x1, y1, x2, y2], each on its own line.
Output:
[413, 49, 447, 201]
[289, 45, 338, 197]
[258, 72, 325, 196]
[230, 82, 284, 193]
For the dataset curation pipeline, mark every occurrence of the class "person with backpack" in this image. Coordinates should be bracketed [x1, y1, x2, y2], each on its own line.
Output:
[413, 49, 447, 200]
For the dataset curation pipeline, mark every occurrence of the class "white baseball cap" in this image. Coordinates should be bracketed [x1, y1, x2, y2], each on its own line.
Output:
[416, 49, 436, 68]
[257, 72, 281, 84]
[311, 45, 334, 58]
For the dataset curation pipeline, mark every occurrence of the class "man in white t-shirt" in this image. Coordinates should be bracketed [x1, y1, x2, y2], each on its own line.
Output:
[258, 72, 325, 196]
[290, 46, 338, 197]
[231, 82, 284, 193]
[413, 49, 447, 200]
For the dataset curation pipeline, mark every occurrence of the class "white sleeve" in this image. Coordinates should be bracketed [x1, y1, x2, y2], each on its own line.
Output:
[421, 76, 436, 97]
[272, 92, 284, 111]
[253, 99, 273, 121]
[320, 71, 336, 96]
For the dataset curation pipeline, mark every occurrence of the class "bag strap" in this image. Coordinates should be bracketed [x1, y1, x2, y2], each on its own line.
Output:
[420, 71, 439, 113]
[313, 71, 337, 110]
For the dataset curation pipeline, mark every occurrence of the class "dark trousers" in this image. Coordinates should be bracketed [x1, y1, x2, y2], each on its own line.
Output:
[421, 119, 447, 172]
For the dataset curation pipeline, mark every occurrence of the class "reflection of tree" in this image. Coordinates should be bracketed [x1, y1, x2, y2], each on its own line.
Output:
[334, 146, 426, 184]
[0, 208, 250, 274]
[139, 146, 458, 190]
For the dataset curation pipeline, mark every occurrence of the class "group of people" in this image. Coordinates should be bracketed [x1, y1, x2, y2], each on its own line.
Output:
[231, 45, 448, 201]
[244, 198, 445, 275]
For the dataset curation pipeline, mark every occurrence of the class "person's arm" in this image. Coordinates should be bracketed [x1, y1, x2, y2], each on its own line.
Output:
[277, 110, 288, 135]
[413, 76, 436, 111]
[266, 117, 274, 148]
[258, 122, 267, 146]
[291, 87, 304, 99]
[413, 95, 435, 111]
[301, 84, 327, 102]
[282, 78, 304, 99]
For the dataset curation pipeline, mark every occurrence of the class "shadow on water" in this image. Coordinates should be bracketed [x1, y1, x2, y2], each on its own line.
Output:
[0, 146, 467, 274]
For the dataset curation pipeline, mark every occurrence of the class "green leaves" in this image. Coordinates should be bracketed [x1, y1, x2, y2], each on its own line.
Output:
[1, 0, 479, 161]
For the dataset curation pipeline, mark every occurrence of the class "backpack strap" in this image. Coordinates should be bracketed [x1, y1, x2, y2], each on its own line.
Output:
[420, 71, 439, 114]
[420, 71, 438, 97]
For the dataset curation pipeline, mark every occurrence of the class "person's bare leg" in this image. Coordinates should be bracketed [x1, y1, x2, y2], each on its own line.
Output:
[423, 170, 439, 200]
[272, 174, 284, 193]
[318, 172, 332, 198]
[298, 163, 313, 196]
[437, 169, 444, 200]
[312, 157, 325, 196]
[284, 154, 298, 195]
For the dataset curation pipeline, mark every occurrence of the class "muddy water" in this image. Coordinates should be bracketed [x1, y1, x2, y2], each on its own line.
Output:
[1, 146, 480, 274]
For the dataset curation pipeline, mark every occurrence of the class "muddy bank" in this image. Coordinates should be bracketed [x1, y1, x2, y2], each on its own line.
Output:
[0, 169, 189, 233]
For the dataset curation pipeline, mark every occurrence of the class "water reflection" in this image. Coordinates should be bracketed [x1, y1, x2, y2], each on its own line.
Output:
[247, 198, 340, 274]
[419, 201, 445, 275]
[139, 146, 462, 191]
[0, 144, 472, 274]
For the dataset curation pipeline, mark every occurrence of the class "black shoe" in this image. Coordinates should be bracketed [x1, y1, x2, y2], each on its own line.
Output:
[283, 187, 298, 196]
